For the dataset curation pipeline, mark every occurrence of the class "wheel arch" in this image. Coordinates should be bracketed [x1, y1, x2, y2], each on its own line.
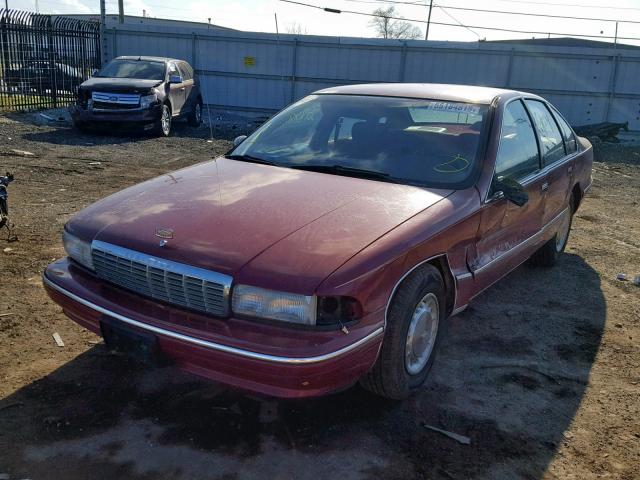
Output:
[384, 254, 456, 330]
[571, 183, 583, 213]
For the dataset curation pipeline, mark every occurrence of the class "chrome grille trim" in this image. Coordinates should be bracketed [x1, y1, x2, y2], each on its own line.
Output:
[91, 240, 232, 317]
[91, 91, 141, 105]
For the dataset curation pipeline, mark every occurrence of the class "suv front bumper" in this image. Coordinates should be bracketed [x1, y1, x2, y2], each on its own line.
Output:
[70, 104, 163, 125]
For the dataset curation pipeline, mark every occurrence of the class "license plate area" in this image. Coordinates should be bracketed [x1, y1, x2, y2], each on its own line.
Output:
[100, 317, 161, 364]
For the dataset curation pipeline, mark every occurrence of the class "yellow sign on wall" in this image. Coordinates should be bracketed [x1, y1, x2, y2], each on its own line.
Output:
[243, 56, 256, 66]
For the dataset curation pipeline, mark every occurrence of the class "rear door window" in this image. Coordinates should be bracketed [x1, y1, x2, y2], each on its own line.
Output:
[525, 100, 566, 166]
[494, 100, 540, 181]
[550, 107, 577, 154]
[179, 62, 193, 80]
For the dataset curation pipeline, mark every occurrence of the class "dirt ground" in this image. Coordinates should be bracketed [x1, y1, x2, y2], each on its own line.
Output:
[0, 113, 638, 480]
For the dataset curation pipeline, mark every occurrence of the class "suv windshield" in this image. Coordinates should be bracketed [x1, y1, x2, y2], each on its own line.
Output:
[97, 59, 166, 80]
[231, 94, 489, 188]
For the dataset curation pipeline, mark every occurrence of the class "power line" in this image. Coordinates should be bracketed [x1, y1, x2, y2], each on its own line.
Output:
[342, 0, 640, 24]
[279, 0, 640, 41]
[432, 3, 640, 25]
[436, 6, 480, 39]
[485, 0, 640, 12]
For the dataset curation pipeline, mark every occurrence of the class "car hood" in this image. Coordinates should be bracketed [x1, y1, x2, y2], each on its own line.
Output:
[80, 77, 163, 93]
[68, 158, 452, 293]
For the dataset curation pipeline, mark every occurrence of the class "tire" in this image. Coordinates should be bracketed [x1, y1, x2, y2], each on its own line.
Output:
[529, 194, 574, 268]
[73, 120, 90, 133]
[155, 103, 172, 137]
[188, 100, 203, 127]
[360, 264, 445, 400]
[0, 197, 7, 229]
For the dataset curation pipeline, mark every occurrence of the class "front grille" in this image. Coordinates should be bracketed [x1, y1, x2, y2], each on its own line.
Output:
[91, 241, 232, 317]
[91, 91, 140, 107]
[93, 101, 139, 110]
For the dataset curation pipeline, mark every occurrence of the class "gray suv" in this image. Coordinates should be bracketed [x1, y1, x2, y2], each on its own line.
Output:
[71, 56, 202, 136]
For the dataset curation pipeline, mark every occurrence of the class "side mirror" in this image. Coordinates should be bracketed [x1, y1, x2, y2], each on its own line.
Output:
[169, 75, 183, 84]
[492, 178, 528, 207]
[233, 135, 248, 148]
[92, 69, 99, 76]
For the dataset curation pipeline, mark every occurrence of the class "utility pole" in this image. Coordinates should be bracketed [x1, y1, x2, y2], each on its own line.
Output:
[425, 0, 433, 41]
[118, 0, 124, 23]
[99, 0, 106, 65]
[4, 0, 8, 11]
[614, 21, 618, 50]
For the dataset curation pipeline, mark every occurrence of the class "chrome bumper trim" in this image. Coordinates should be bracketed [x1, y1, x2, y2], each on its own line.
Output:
[43, 275, 384, 365]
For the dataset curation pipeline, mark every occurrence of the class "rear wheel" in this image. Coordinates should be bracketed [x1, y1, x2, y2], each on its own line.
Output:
[360, 264, 445, 400]
[529, 195, 574, 267]
[188, 100, 202, 127]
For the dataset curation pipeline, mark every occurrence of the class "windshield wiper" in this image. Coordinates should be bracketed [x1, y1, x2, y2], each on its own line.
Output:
[289, 164, 398, 183]
[225, 154, 278, 166]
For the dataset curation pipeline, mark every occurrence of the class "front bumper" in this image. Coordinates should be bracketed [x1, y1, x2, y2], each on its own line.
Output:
[43, 258, 384, 398]
[70, 104, 162, 125]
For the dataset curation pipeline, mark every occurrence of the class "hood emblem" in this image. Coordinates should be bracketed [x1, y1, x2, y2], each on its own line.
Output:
[155, 227, 174, 247]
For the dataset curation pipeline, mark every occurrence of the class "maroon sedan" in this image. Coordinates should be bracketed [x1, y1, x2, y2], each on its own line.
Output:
[43, 84, 592, 399]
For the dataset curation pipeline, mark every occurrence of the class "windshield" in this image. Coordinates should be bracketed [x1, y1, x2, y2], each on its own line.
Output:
[231, 94, 489, 188]
[97, 60, 166, 80]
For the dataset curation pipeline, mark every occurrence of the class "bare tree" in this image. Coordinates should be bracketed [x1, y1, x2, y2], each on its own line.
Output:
[286, 22, 307, 35]
[369, 6, 422, 40]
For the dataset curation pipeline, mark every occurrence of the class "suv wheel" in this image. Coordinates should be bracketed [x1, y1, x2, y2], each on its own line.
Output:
[188, 100, 202, 127]
[360, 264, 445, 400]
[155, 104, 172, 137]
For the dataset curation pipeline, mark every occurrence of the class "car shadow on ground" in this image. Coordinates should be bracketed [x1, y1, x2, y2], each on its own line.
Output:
[0, 253, 605, 480]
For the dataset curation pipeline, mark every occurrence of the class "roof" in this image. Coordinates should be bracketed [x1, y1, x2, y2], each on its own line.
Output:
[115, 56, 183, 63]
[314, 83, 518, 104]
[481, 37, 640, 51]
[60, 14, 235, 32]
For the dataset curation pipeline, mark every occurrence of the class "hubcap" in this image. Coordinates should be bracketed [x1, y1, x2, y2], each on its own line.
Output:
[161, 107, 170, 134]
[405, 293, 439, 375]
[555, 208, 571, 252]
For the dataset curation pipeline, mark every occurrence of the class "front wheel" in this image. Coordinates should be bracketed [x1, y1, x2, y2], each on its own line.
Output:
[0, 196, 8, 229]
[360, 264, 445, 400]
[155, 104, 172, 137]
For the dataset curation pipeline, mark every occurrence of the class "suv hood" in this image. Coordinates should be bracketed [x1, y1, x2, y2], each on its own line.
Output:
[80, 77, 163, 93]
[68, 158, 452, 293]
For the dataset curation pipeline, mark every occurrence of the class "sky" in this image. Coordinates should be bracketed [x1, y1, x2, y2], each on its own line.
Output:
[7, 0, 640, 46]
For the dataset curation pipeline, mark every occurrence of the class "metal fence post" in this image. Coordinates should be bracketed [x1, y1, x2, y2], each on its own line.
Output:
[111, 27, 117, 59]
[192, 33, 197, 68]
[399, 42, 408, 82]
[604, 54, 620, 122]
[46, 16, 57, 108]
[289, 37, 298, 103]
[505, 48, 515, 88]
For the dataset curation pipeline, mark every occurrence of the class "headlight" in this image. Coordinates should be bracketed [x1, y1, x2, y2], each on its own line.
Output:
[140, 93, 158, 108]
[232, 285, 317, 325]
[63, 231, 94, 270]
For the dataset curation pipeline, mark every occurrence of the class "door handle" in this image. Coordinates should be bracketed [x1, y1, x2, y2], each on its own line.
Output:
[541, 182, 549, 192]
[567, 165, 573, 175]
